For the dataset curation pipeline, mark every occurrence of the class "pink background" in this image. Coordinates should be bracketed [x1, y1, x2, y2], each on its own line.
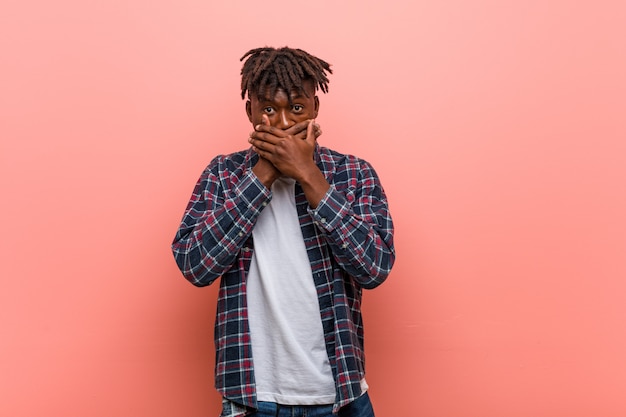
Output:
[2, 1, 625, 416]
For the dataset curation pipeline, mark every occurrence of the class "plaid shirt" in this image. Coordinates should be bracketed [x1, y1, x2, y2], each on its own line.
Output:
[172, 145, 395, 415]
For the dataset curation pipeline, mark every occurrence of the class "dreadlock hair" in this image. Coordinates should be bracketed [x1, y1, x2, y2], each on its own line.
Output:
[240, 46, 332, 100]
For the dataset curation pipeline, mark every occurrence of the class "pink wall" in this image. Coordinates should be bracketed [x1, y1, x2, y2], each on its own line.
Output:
[2, 1, 625, 416]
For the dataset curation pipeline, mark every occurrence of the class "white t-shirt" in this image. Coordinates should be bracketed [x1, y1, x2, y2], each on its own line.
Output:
[246, 176, 336, 405]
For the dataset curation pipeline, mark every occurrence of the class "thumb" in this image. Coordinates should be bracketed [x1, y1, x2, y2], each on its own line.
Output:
[305, 119, 316, 145]
[262, 114, 270, 125]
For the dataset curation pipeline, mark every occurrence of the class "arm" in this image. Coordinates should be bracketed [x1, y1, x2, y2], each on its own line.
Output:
[309, 158, 395, 289]
[173, 119, 322, 286]
[171, 155, 270, 286]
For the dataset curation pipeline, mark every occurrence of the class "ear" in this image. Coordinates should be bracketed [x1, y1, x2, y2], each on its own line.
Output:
[313, 96, 319, 118]
[246, 100, 252, 123]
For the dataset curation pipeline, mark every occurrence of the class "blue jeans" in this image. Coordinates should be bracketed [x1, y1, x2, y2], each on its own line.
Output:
[249, 392, 375, 417]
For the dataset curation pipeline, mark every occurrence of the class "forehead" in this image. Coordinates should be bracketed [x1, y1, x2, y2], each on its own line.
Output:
[253, 80, 316, 102]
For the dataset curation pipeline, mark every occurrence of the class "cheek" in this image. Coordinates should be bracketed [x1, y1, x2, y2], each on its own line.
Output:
[248, 110, 264, 125]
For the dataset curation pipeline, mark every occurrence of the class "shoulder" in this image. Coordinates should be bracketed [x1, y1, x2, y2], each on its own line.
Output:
[202, 149, 252, 176]
[207, 149, 250, 168]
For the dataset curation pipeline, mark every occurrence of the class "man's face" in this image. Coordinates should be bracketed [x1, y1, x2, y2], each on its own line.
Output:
[246, 79, 319, 129]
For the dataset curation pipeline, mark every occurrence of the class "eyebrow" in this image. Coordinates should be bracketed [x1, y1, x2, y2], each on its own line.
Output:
[257, 94, 307, 104]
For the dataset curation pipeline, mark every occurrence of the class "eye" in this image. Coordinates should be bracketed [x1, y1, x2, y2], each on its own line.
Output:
[263, 107, 275, 114]
[292, 104, 304, 112]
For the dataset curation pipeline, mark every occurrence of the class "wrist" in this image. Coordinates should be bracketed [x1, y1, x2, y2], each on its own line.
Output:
[252, 159, 280, 188]
[297, 166, 330, 209]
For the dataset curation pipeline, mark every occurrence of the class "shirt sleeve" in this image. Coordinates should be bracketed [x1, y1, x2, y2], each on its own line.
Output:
[171, 155, 270, 286]
[308, 158, 395, 289]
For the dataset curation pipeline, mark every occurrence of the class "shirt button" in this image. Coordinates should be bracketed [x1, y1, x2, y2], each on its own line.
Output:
[262, 202, 268, 207]
[238, 232, 243, 237]
[342, 243, 348, 249]
[320, 218, 326, 223]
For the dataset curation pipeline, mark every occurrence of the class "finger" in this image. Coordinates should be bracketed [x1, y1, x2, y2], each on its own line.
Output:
[305, 118, 316, 145]
[290, 119, 320, 140]
[256, 114, 285, 137]
[253, 146, 270, 161]
[252, 117, 282, 143]
[253, 125, 287, 143]
[294, 126, 320, 140]
[249, 135, 271, 155]
[284, 119, 312, 137]
[251, 131, 282, 146]
[249, 115, 274, 148]
[314, 123, 322, 139]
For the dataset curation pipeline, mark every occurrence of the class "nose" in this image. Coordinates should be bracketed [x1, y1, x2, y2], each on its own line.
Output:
[277, 110, 294, 129]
